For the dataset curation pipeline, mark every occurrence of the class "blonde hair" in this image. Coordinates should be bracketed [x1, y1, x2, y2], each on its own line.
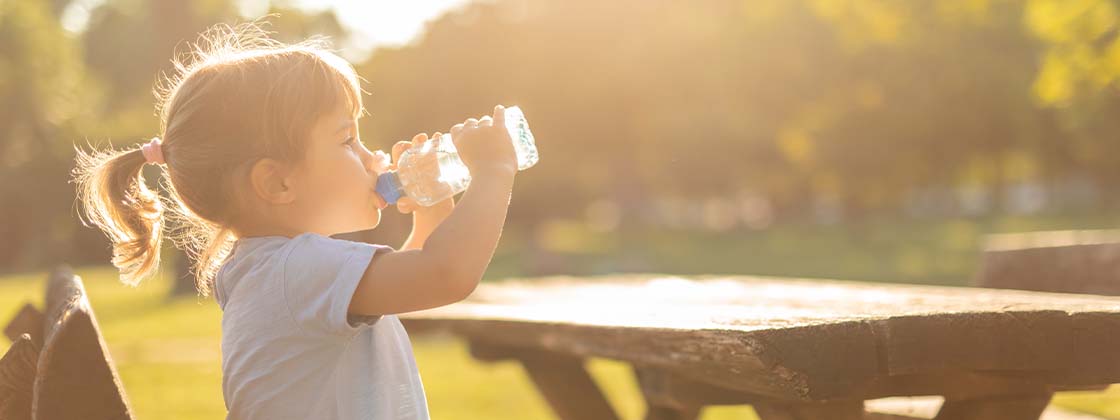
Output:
[72, 20, 363, 296]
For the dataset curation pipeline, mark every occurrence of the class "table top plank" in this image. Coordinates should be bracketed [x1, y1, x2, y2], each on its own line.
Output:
[400, 274, 1120, 401]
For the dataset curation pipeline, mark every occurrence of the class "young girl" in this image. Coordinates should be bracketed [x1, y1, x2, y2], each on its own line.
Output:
[72, 23, 517, 420]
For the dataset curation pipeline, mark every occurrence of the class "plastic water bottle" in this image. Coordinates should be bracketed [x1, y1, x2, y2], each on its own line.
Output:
[375, 106, 538, 207]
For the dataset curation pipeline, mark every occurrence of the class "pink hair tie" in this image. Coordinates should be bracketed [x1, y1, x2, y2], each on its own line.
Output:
[141, 137, 165, 165]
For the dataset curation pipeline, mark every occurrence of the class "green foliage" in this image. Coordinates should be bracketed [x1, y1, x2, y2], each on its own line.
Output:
[1027, 0, 1120, 105]
[0, 0, 102, 268]
[3, 0, 1120, 271]
[354, 0, 1115, 226]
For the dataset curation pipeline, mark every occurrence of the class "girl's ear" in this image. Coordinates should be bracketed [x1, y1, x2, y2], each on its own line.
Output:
[249, 158, 297, 205]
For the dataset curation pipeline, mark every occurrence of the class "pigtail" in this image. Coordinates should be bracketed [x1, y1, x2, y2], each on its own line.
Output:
[66, 19, 367, 296]
[72, 143, 165, 286]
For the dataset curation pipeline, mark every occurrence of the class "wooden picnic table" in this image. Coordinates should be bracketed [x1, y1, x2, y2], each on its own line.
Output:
[399, 274, 1120, 420]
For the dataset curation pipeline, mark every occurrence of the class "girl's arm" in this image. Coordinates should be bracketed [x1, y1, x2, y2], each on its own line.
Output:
[349, 169, 514, 315]
[349, 105, 517, 316]
[399, 198, 454, 250]
[391, 133, 455, 251]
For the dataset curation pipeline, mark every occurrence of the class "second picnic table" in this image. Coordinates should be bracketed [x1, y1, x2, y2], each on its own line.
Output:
[399, 274, 1120, 420]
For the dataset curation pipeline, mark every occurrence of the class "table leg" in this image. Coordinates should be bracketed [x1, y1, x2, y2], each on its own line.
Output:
[753, 401, 864, 420]
[934, 392, 1052, 420]
[520, 355, 620, 420]
[631, 366, 755, 420]
[469, 341, 620, 420]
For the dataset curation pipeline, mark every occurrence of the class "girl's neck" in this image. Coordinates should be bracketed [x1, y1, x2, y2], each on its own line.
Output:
[232, 223, 308, 240]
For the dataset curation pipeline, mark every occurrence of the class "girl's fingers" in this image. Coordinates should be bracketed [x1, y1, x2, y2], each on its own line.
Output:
[450, 123, 464, 138]
[478, 115, 493, 128]
[460, 119, 480, 137]
[391, 140, 412, 163]
[492, 104, 506, 126]
[396, 197, 416, 214]
[411, 132, 428, 147]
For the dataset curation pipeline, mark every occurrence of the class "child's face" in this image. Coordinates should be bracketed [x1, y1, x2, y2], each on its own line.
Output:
[289, 105, 389, 235]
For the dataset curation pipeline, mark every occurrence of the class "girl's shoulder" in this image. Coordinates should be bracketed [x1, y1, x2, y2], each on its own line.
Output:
[231, 232, 333, 262]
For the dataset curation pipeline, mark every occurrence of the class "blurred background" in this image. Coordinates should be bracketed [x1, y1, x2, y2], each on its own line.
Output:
[3, 0, 1120, 418]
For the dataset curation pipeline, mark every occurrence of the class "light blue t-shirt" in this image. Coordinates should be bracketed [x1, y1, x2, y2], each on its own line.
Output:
[213, 232, 429, 420]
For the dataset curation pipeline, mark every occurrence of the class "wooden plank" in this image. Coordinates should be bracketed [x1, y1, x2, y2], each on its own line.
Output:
[864, 413, 926, 420]
[32, 267, 132, 420]
[873, 311, 1120, 386]
[644, 406, 700, 420]
[405, 275, 1120, 331]
[934, 392, 1052, 420]
[3, 303, 43, 346]
[468, 341, 619, 420]
[405, 317, 825, 399]
[872, 311, 1073, 375]
[0, 333, 39, 420]
[41, 266, 83, 347]
[401, 274, 1120, 401]
[632, 366, 759, 407]
[632, 367, 746, 420]
[980, 230, 1120, 295]
[753, 400, 864, 420]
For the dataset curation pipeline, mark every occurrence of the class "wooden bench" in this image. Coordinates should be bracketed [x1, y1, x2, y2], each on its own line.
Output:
[0, 266, 133, 420]
[399, 274, 1120, 420]
[980, 229, 1120, 296]
[863, 229, 1120, 420]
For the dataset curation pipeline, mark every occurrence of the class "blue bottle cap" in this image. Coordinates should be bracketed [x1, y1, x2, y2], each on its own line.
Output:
[375, 172, 403, 205]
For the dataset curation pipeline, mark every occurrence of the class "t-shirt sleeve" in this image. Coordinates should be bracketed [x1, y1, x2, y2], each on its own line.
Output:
[281, 233, 395, 337]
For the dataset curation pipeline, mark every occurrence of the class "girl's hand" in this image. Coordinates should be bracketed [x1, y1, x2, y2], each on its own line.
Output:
[449, 105, 517, 178]
[390, 133, 455, 217]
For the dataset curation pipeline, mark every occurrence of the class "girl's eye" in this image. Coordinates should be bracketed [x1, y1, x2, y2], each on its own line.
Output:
[343, 136, 357, 146]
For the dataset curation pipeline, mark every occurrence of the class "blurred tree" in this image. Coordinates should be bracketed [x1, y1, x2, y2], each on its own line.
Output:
[5, 0, 1120, 279]
[1025, 0, 1120, 205]
[354, 0, 1078, 223]
[0, 0, 101, 269]
[63, 0, 347, 295]
[1027, 0, 1120, 105]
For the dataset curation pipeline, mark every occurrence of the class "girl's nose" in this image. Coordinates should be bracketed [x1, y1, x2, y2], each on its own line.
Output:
[354, 142, 372, 166]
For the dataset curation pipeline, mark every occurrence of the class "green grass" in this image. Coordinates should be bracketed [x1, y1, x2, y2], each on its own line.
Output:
[493, 212, 1120, 286]
[0, 266, 764, 419]
[4, 214, 1120, 419]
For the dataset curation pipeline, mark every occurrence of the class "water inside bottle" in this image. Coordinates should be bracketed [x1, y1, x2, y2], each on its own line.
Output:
[382, 105, 539, 207]
[505, 106, 539, 170]
[394, 139, 470, 206]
